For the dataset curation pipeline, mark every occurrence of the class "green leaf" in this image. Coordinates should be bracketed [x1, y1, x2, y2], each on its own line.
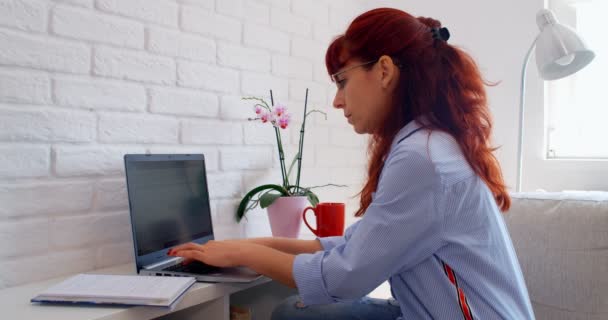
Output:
[236, 184, 289, 222]
[303, 189, 320, 207]
[259, 192, 283, 209]
[287, 152, 300, 181]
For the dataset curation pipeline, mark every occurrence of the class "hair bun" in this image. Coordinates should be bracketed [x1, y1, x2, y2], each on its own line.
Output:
[431, 27, 450, 42]
[417, 16, 441, 29]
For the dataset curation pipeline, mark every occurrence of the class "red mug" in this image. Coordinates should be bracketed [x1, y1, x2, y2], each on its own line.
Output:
[302, 203, 345, 237]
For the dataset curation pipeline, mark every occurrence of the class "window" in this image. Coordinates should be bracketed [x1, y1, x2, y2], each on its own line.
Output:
[546, 0, 608, 159]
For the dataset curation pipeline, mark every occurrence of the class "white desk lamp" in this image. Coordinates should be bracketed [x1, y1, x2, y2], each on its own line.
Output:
[516, 8, 595, 192]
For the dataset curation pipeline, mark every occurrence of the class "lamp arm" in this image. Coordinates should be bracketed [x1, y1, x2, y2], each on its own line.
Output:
[516, 36, 539, 192]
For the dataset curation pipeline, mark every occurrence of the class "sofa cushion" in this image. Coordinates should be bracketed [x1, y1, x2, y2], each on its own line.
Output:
[504, 192, 608, 320]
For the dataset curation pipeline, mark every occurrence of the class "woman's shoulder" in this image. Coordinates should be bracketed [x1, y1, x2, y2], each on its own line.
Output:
[390, 129, 475, 186]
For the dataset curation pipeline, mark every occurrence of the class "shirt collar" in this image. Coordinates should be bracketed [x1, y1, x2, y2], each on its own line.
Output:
[390, 116, 428, 150]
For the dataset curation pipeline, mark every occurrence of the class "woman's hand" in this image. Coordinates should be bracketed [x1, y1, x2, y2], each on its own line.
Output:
[168, 239, 297, 288]
[167, 240, 248, 268]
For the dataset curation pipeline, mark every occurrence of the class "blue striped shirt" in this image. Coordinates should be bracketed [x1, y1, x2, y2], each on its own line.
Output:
[293, 119, 535, 319]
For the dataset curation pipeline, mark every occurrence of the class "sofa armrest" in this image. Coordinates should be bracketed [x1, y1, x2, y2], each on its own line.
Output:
[504, 192, 608, 319]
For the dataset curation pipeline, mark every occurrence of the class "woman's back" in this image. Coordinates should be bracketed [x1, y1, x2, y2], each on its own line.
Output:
[382, 121, 534, 319]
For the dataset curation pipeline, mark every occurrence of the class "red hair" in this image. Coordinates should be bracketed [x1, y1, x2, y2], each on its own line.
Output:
[326, 8, 510, 216]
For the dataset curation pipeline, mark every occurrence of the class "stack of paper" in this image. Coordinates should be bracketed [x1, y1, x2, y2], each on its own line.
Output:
[31, 274, 196, 308]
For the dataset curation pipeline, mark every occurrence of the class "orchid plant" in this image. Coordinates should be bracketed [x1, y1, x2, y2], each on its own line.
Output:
[236, 90, 342, 222]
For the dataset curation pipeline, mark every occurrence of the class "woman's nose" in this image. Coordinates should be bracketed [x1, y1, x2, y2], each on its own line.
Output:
[333, 92, 344, 109]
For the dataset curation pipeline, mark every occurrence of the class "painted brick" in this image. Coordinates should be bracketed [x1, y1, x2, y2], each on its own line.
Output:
[0, 219, 49, 258]
[214, 199, 240, 225]
[0, 29, 89, 73]
[220, 95, 251, 121]
[272, 54, 313, 80]
[52, 0, 93, 7]
[181, 119, 242, 145]
[0, 0, 46, 32]
[0, 145, 48, 178]
[54, 145, 145, 176]
[329, 127, 366, 147]
[54, 76, 146, 112]
[270, 7, 311, 36]
[289, 79, 327, 104]
[328, 2, 361, 30]
[220, 146, 274, 170]
[316, 146, 366, 167]
[52, 5, 144, 48]
[243, 22, 289, 54]
[0, 68, 51, 104]
[244, 121, 291, 146]
[180, 5, 241, 42]
[149, 86, 219, 117]
[242, 170, 282, 190]
[147, 26, 215, 62]
[0, 181, 93, 218]
[329, 166, 366, 185]
[216, 0, 269, 24]
[51, 212, 131, 249]
[0, 106, 96, 142]
[217, 42, 270, 72]
[0, 249, 96, 288]
[292, 0, 329, 25]
[94, 178, 128, 211]
[242, 72, 288, 100]
[96, 0, 178, 27]
[95, 241, 134, 268]
[255, 0, 288, 9]
[290, 123, 329, 146]
[206, 172, 242, 199]
[314, 62, 332, 83]
[93, 46, 175, 85]
[177, 60, 239, 93]
[98, 113, 179, 144]
[313, 22, 340, 44]
[279, 142, 315, 168]
[176, 0, 213, 10]
[291, 37, 325, 60]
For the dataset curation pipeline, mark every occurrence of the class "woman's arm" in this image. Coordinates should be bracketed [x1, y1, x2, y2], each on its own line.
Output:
[168, 241, 297, 288]
[239, 243, 297, 287]
[230, 237, 323, 255]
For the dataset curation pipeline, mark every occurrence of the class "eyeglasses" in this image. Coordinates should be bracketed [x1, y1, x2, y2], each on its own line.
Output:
[330, 59, 378, 86]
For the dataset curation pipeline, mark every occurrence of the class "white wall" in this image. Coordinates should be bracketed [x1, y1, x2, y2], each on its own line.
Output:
[2, 0, 605, 290]
[363, 0, 608, 192]
[0, 0, 370, 289]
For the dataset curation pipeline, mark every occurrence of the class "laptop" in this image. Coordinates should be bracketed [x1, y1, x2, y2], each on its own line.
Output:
[124, 154, 261, 283]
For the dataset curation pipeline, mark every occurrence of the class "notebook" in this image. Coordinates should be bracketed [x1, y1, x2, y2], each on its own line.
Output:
[31, 274, 195, 308]
[123, 154, 261, 283]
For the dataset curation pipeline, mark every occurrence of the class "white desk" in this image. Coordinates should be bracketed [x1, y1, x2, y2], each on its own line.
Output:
[1, 263, 293, 320]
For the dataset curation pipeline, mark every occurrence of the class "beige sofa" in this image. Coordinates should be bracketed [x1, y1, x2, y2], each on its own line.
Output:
[505, 192, 608, 320]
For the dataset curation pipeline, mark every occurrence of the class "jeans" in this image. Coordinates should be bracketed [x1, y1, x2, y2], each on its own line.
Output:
[270, 295, 402, 320]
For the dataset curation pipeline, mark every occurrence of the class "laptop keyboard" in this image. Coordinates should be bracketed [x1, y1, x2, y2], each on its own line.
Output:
[162, 261, 220, 274]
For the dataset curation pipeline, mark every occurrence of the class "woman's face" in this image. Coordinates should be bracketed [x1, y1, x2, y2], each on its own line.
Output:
[332, 56, 400, 134]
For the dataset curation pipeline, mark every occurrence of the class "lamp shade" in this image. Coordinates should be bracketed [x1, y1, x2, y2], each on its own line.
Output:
[535, 9, 595, 80]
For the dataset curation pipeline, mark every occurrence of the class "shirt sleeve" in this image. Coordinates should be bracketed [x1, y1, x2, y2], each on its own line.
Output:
[293, 149, 446, 305]
[316, 220, 361, 251]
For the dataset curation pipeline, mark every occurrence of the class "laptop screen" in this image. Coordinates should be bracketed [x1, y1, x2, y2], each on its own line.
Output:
[124, 155, 213, 257]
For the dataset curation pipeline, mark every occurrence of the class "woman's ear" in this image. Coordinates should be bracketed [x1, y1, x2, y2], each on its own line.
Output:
[378, 55, 398, 90]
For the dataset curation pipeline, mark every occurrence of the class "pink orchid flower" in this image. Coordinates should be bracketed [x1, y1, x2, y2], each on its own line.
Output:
[254, 105, 263, 114]
[273, 105, 286, 117]
[260, 111, 272, 123]
[276, 113, 291, 129]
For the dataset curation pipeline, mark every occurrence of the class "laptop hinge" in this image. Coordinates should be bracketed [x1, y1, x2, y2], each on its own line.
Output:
[142, 257, 183, 270]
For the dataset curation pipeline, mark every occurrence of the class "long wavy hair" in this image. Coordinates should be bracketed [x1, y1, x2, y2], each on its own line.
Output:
[326, 8, 510, 216]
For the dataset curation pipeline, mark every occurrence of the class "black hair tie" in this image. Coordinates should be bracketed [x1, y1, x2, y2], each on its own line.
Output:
[431, 27, 450, 42]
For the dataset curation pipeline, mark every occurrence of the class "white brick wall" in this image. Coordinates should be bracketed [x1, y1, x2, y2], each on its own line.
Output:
[0, 0, 367, 289]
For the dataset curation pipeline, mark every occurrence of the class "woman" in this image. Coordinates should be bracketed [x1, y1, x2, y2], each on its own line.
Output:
[168, 8, 535, 320]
